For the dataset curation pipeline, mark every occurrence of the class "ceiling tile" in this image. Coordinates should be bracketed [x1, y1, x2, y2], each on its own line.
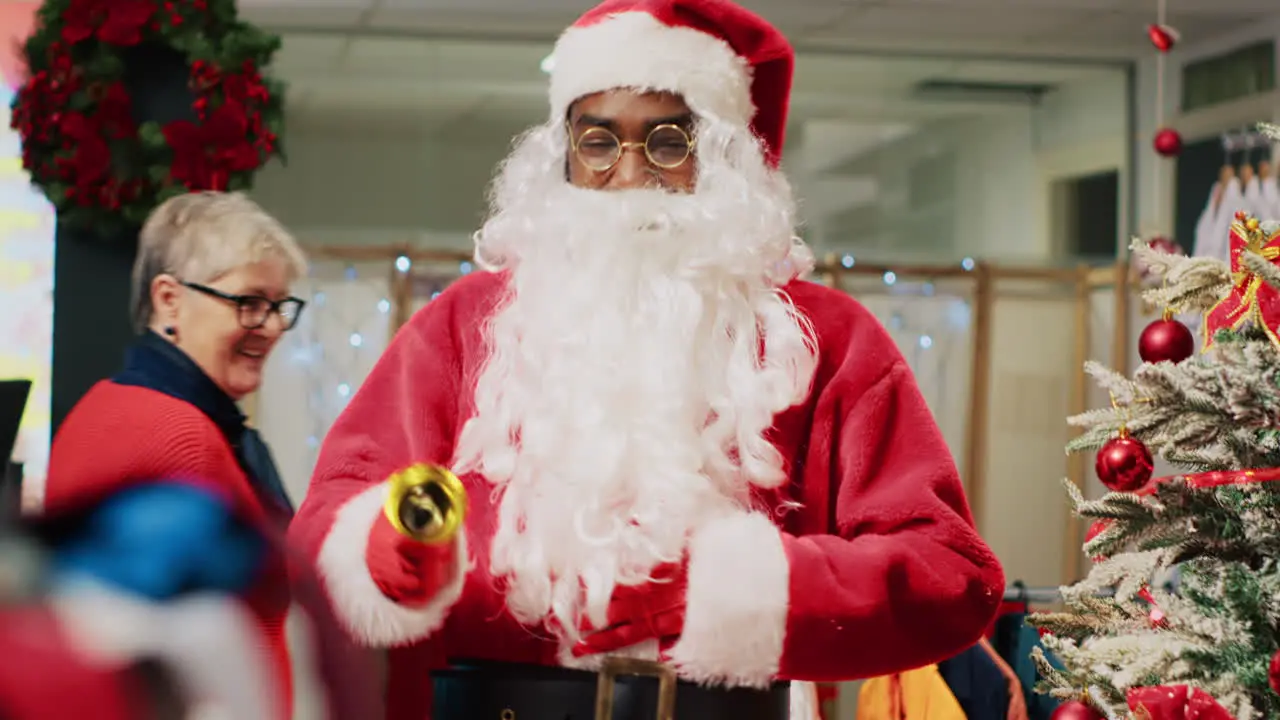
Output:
[944, 61, 1104, 85]
[377, 0, 589, 10]
[272, 35, 347, 71]
[829, 5, 1089, 40]
[795, 55, 959, 95]
[1022, 10, 1254, 51]
[343, 37, 435, 66]
[237, 6, 366, 28]
[875, 0, 1122, 10]
[365, 9, 572, 37]
[237, 0, 370, 5]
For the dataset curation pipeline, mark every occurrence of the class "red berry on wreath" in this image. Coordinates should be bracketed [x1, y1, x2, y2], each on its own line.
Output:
[1270, 649, 1280, 695]
[1139, 314, 1194, 364]
[10, 0, 285, 231]
[1096, 434, 1153, 492]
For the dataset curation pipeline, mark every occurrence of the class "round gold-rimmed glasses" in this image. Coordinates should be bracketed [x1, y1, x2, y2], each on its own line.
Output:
[568, 123, 695, 172]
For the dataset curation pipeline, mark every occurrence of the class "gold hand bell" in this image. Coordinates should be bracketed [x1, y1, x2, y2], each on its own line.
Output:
[382, 464, 468, 544]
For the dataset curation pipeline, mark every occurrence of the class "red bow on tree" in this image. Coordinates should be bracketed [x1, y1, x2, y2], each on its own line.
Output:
[1128, 686, 1233, 720]
[1202, 212, 1280, 350]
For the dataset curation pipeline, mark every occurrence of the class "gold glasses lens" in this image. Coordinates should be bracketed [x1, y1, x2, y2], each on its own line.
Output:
[644, 125, 692, 168]
[574, 127, 623, 171]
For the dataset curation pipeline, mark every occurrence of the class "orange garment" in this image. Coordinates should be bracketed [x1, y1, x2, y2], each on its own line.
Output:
[978, 637, 1029, 720]
[857, 664, 965, 720]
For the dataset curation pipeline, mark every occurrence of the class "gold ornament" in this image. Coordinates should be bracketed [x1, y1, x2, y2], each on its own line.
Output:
[383, 464, 468, 544]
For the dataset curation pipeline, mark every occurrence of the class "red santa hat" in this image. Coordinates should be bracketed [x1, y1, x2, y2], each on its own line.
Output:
[547, 0, 794, 167]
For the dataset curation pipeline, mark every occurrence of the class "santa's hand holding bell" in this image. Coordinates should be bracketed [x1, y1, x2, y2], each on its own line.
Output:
[288, 0, 1006, 718]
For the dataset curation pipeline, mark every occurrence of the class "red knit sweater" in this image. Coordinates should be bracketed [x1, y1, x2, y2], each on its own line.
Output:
[43, 380, 293, 718]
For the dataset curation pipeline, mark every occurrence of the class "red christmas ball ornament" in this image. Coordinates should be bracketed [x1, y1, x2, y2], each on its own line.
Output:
[1139, 316, 1195, 364]
[1147, 24, 1179, 52]
[1154, 128, 1183, 157]
[1270, 649, 1280, 695]
[1096, 434, 1154, 492]
[1051, 700, 1105, 720]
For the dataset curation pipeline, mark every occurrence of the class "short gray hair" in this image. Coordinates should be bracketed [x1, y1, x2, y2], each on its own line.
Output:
[130, 192, 308, 332]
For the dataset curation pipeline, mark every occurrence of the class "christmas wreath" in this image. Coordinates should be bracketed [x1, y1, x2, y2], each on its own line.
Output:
[9, 0, 286, 234]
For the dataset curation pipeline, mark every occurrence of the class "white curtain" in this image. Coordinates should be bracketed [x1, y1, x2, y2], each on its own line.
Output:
[841, 277, 974, 462]
[257, 260, 394, 502]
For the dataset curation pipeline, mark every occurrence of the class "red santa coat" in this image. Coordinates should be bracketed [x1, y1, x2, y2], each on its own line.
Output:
[290, 270, 1004, 719]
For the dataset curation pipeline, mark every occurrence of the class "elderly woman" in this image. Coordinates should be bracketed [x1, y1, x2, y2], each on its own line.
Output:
[41, 191, 308, 718]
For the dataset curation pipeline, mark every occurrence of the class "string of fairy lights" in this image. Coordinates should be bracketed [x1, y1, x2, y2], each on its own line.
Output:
[271, 254, 973, 481]
[276, 257, 472, 472]
[836, 251, 978, 360]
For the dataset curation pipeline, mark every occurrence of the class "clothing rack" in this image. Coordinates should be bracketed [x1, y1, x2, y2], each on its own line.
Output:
[1222, 129, 1274, 153]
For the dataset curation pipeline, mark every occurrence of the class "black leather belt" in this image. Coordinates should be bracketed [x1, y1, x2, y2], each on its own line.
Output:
[432, 657, 790, 720]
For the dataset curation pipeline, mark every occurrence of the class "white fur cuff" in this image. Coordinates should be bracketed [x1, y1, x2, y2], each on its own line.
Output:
[548, 12, 754, 126]
[317, 482, 468, 647]
[667, 511, 789, 688]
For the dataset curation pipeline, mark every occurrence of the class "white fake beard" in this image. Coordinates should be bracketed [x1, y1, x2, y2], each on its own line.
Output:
[453, 119, 818, 644]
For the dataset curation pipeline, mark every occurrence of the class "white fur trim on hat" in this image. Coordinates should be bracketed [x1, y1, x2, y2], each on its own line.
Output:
[548, 11, 754, 125]
[316, 482, 469, 647]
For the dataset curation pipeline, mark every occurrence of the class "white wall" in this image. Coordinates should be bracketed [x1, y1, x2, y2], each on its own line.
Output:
[247, 118, 529, 249]
[252, 69, 1129, 266]
[811, 69, 1129, 264]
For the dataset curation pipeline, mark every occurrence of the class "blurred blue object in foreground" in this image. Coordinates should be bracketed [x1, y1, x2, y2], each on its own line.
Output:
[50, 482, 265, 600]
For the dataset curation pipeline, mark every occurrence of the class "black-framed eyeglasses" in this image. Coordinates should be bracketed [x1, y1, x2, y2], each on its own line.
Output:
[567, 123, 695, 172]
[182, 282, 306, 331]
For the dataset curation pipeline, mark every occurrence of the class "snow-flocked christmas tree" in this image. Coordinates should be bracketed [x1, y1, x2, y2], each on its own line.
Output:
[1030, 124, 1280, 720]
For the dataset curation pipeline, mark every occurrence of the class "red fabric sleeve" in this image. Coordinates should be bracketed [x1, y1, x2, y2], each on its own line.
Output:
[287, 273, 496, 647]
[44, 384, 255, 520]
[667, 286, 1003, 688]
[777, 358, 1005, 679]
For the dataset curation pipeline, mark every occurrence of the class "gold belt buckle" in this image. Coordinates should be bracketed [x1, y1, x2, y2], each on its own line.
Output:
[594, 656, 677, 720]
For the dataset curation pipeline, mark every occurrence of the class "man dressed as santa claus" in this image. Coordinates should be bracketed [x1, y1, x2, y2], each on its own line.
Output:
[289, 0, 1005, 717]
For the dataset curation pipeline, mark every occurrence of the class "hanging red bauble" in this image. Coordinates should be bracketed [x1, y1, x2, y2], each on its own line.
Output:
[1139, 315, 1194, 363]
[1154, 128, 1183, 157]
[1270, 649, 1280, 695]
[1096, 434, 1154, 492]
[1051, 700, 1105, 720]
[1147, 24, 1179, 52]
